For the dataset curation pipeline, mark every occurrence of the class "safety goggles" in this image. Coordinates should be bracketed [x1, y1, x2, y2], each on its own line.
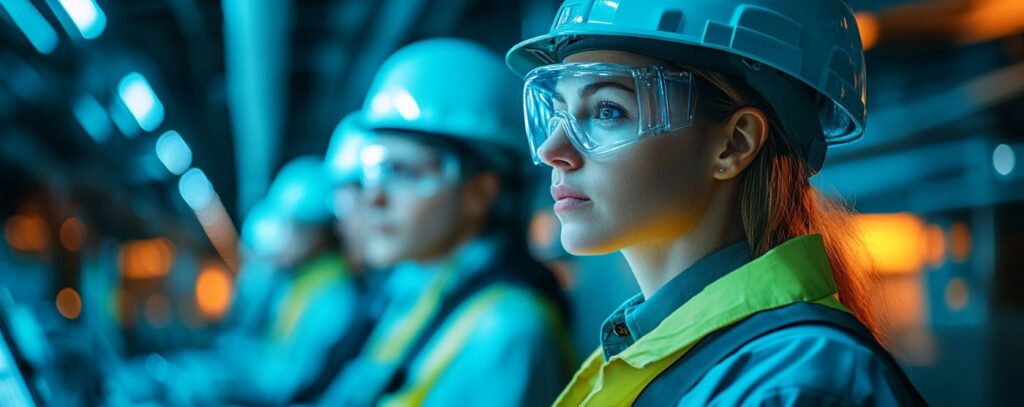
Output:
[522, 62, 695, 165]
[357, 142, 461, 198]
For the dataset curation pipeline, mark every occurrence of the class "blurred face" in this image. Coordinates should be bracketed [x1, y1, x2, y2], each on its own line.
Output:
[359, 134, 464, 267]
[538, 51, 718, 255]
[334, 183, 366, 267]
[242, 210, 325, 269]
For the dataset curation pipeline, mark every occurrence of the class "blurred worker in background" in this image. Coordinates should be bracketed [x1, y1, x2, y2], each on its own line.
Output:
[218, 155, 359, 405]
[120, 156, 362, 406]
[325, 113, 377, 275]
[288, 113, 392, 404]
[315, 38, 574, 407]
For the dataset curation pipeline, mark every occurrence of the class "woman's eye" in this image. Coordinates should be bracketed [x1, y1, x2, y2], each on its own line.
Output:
[595, 101, 626, 120]
[390, 164, 422, 180]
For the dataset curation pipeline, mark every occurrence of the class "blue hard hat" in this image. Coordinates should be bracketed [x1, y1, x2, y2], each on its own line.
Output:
[507, 0, 868, 171]
[361, 37, 528, 173]
[240, 200, 291, 258]
[265, 156, 333, 223]
[324, 112, 375, 186]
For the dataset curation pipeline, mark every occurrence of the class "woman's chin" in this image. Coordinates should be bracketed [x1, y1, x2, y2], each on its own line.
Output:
[365, 243, 402, 268]
[560, 229, 616, 256]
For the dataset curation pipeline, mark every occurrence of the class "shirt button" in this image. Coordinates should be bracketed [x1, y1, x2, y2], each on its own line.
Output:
[613, 323, 630, 337]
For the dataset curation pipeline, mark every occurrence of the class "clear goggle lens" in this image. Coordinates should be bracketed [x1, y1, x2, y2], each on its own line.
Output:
[523, 62, 695, 165]
[357, 143, 461, 198]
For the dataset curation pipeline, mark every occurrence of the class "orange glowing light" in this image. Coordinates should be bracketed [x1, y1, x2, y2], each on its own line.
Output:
[56, 288, 82, 320]
[958, 0, 1024, 44]
[59, 218, 86, 252]
[853, 213, 936, 275]
[924, 224, 946, 267]
[196, 265, 233, 318]
[949, 222, 972, 263]
[855, 12, 881, 51]
[5, 215, 50, 253]
[945, 277, 969, 311]
[120, 238, 176, 278]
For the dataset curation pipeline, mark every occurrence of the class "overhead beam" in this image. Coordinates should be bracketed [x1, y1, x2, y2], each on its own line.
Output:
[830, 60, 1024, 162]
[222, 0, 292, 218]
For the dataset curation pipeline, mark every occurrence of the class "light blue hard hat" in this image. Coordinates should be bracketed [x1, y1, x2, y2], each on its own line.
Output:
[240, 200, 291, 258]
[507, 0, 868, 171]
[265, 155, 333, 223]
[324, 112, 375, 186]
[361, 37, 528, 173]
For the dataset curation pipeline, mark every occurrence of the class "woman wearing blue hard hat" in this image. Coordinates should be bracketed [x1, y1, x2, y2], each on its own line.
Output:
[225, 156, 361, 405]
[506, 0, 927, 405]
[286, 113, 391, 404]
[315, 38, 573, 407]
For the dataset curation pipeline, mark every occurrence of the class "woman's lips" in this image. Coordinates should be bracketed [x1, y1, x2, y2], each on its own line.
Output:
[553, 197, 592, 212]
[369, 222, 397, 235]
[551, 184, 592, 213]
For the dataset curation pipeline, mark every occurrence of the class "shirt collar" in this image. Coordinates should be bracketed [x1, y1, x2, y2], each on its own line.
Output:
[600, 240, 752, 360]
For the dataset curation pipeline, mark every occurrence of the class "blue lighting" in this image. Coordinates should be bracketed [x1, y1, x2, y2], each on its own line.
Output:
[155, 131, 192, 175]
[0, 0, 60, 54]
[178, 168, 214, 211]
[993, 144, 1016, 176]
[117, 72, 165, 133]
[72, 95, 113, 143]
[56, 0, 106, 40]
[109, 98, 140, 138]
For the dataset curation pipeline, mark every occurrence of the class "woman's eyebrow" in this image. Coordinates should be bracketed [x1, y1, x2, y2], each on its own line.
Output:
[551, 80, 634, 104]
[578, 80, 635, 100]
[387, 158, 443, 168]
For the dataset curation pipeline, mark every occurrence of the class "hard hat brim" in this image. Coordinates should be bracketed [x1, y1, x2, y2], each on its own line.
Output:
[507, 29, 865, 148]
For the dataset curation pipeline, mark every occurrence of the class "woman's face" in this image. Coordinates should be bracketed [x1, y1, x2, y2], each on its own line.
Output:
[360, 134, 463, 267]
[540, 50, 720, 255]
[334, 184, 367, 267]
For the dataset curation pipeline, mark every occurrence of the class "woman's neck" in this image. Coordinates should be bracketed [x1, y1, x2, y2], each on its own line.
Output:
[415, 220, 485, 265]
[620, 190, 746, 299]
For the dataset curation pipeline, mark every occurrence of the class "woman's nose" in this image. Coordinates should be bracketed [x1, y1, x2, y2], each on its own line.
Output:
[363, 184, 388, 208]
[537, 117, 583, 171]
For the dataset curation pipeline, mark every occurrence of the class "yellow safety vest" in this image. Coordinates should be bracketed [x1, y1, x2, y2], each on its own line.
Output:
[364, 264, 459, 365]
[554, 234, 850, 406]
[271, 252, 348, 341]
[379, 282, 571, 406]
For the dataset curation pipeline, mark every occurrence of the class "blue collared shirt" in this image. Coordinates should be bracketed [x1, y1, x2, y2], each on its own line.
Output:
[600, 241, 752, 360]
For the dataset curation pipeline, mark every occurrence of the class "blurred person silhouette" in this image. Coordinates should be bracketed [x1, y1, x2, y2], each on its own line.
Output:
[314, 38, 574, 407]
[218, 156, 359, 405]
[290, 113, 392, 404]
[126, 156, 362, 406]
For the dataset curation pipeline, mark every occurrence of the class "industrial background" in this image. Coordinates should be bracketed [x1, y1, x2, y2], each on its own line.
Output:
[1, 0, 1023, 405]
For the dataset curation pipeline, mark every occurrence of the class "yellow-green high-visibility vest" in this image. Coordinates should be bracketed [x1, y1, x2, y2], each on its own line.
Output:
[554, 234, 850, 406]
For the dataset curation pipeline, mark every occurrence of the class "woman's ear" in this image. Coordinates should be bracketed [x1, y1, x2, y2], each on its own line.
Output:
[712, 107, 769, 180]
